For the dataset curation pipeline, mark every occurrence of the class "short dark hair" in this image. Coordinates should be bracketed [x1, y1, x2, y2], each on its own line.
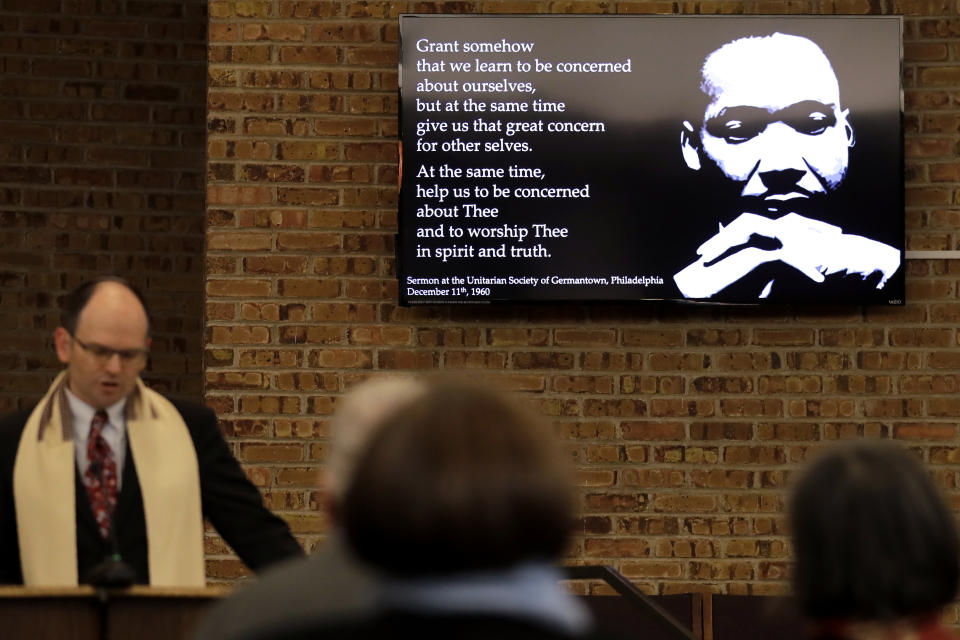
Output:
[342, 381, 573, 577]
[61, 276, 151, 337]
[790, 440, 960, 621]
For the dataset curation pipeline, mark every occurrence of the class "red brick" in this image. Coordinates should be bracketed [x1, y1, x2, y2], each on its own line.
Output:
[278, 1, 342, 18]
[690, 422, 753, 440]
[650, 398, 714, 417]
[444, 351, 507, 369]
[276, 467, 321, 487]
[245, 23, 307, 41]
[720, 399, 782, 418]
[239, 395, 302, 415]
[552, 376, 614, 394]
[889, 328, 953, 347]
[691, 376, 752, 394]
[577, 351, 624, 370]
[207, 185, 273, 205]
[621, 422, 684, 440]
[378, 350, 437, 369]
[686, 329, 744, 346]
[574, 469, 616, 487]
[652, 494, 717, 513]
[622, 329, 683, 347]
[928, 398, 960, 417]
[278, 45, 338, 64]
[648, 353, 708, 371]
[488, 328, 549, 347]
[752, 329, 815, 346]
[583, 493, 647, 513]
[239, 443, 304, 463]
[206, 279, 272, 298]
[205, 372, 267, 390]
[238, 349, 301, 368]
[308, 349, 373, 369]
[621, 468, 685, 488]
[208, 232, 273, 251]
[310, 22, 378, 41]
[584, 538, 650, 558]
[894, 424, 957, 440]
[619, 561, 684, 579]
[553, 329, 617, 346]
[691, 469, 754, 489]
[277, 278, 340, 298]
[480, 374, 545, 393]
[757, 375, 821, 394]
[919, 66, 960, 85]
[309, 302, 376, 322]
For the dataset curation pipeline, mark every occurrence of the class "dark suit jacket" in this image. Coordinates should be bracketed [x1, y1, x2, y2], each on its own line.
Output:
[0, 399, 303, 584]
[194, 536, 376, 640]
[246, 612, 620, 640]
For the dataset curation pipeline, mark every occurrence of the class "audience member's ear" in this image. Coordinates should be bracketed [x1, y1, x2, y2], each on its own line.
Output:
[323, 487, 341, 526]
[681, 120, 702, 171]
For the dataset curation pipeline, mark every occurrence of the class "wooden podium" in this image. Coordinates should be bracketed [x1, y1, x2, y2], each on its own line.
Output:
[0, 579, 809, 640]
[0, 586, 224, 640]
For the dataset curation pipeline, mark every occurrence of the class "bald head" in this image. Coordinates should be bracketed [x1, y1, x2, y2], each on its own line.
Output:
[76, 282, 150, 343]
[326, 377, 427, 506]
[701, 33, 842, 114]
[61, 276, 151, 338]
[54, 278, 152, 409]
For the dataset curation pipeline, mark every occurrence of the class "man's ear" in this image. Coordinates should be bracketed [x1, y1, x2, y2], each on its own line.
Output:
[840, 108, 855, 148]
[53, 327, 72, 364]
[681, 121, 702, 171]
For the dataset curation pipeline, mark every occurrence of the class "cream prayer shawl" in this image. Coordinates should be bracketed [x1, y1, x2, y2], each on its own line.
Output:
[13, 373, 205, 586]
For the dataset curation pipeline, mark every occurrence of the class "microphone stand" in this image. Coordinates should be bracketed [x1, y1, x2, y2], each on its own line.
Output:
[84, 460, 136, 640]
[84, 460, 136, 588]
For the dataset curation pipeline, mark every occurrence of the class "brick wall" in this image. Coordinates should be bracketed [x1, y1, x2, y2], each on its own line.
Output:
[203, 0, 960, 594]
[0, 0, 208, 412]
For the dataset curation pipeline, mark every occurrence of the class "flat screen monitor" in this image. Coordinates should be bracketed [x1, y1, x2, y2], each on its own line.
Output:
[397, 15, 904, 305]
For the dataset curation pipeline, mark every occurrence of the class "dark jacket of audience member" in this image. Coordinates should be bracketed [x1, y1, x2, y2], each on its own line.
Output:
[790, 440, 960, 640]
[194, 378, 426, 640]
[250, 381, 608, 640]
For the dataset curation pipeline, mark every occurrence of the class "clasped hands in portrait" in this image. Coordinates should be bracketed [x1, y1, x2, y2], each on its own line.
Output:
[673, 211, 902, 299]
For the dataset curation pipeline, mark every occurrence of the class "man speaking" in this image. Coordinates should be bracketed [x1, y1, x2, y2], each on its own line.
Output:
[0, 277, 303, 586]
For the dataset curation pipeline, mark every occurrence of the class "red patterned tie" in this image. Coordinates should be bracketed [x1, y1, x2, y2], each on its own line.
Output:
[83, 410, 118, 539]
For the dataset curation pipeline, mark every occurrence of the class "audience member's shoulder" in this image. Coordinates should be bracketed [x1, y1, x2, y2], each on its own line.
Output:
[194, 537, 377, 640]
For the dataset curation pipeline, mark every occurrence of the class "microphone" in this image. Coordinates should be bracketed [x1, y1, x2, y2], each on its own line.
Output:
[83, 459, 136, 587]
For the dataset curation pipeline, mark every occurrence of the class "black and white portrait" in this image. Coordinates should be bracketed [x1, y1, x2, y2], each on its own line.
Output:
[398, 17, 903, 305]
[672, 32, 902, 302]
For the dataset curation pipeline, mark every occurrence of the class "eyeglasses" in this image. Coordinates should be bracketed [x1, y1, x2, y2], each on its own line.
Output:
[72, 336, 149, 365]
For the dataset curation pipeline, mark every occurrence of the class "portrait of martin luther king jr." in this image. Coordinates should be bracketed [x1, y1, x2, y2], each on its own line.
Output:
[672, 32, 901, 301]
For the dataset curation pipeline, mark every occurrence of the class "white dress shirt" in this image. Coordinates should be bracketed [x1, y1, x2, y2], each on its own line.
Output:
[65, 387, 127, 490]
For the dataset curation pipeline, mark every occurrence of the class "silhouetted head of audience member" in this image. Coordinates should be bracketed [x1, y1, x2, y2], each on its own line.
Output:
[341, 381, 573, 578]
[790, 440, 959, 634]
[324, 376, 427, 520]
